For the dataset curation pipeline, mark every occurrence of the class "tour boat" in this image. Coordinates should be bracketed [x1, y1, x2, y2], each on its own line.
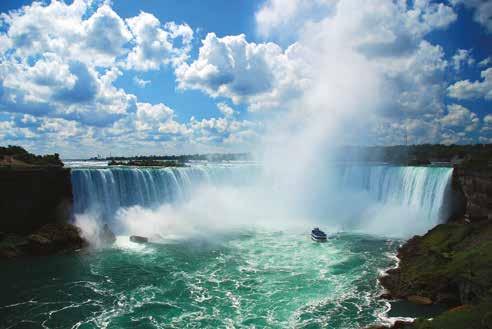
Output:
[311, 227, 327, 242]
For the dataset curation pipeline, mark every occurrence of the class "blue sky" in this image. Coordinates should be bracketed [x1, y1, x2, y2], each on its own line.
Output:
[0, 0, 491, 158]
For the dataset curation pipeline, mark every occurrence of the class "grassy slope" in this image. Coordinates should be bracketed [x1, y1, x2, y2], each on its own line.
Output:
[411, 302, 492, 329]
[378, 220, 492, 329]
[389, 221, 492, 303]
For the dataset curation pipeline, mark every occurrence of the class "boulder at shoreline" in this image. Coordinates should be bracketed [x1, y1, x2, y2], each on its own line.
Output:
[0, 223, 87, 258]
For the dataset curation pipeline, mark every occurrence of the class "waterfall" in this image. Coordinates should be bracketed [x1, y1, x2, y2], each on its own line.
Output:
[71, 164, 453, 234]
[334, 165, 453, 227]
[71, 164, 258, 221]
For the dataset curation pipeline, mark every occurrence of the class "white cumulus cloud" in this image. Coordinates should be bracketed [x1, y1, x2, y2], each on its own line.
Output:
[440, 104, 479, 132]
[451, 0, 492, 33]
[176, 33, 309, 111]
[125, 12, 193, 71]
[479, 57, 492, 67]
[133, 77, 151, 87]
[451, 49, 475, 71]
[448, 68, 492, 100]
[217, 102, 235, 117]
[484, 114, 492, 125]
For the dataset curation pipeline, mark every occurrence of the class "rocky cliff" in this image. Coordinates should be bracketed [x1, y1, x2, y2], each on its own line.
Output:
[373, 166, 492, 329]
[0, 167, 73, 234]
[453, 166, 492, 222]
[0, 167, 90, 258]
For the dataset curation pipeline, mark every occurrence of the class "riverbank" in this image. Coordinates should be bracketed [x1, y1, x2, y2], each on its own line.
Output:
[371, 219, 492, 329]
[370, 165, 492, 329]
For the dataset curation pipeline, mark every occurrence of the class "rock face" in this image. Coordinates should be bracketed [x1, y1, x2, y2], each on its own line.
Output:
[100, 224, 116, 245]
[0, 167, 73, 234]
[0, 167, 87, 258]
[0, 223, 87, 258]
[27, 223, 87, 255]
[452, 166, 492, 222]
[365, 321, 414, 329]
[406, 295, 433, 305]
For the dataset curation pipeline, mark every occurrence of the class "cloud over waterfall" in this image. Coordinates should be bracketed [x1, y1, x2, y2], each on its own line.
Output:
[175, 33, 310, 112]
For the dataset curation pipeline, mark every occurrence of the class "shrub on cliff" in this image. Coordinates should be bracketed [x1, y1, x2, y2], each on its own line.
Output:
[380, 221, 492, 306]
[409, 302, 492, 329]
[376, 220, 492, 329]
[0, 145, 63, 167]
[109, 159, 186, 167]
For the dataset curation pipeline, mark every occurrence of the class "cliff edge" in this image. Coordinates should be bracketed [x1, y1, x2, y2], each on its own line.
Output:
[0, 167, 73, 234]
[0, 145, 86, 258]
[373, 165, 492, 329]
[453, 166, 492, 222]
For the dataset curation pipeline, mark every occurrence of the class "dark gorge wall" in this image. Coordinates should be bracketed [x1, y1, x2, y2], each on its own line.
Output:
[0, 168, 73, 235]
[452, 166, 492, 222]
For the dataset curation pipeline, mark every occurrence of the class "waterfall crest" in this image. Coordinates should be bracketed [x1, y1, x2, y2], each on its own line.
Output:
[71, 164, 453, 235]
[71, 165, 256, 220]
[336, 165, 453, 226]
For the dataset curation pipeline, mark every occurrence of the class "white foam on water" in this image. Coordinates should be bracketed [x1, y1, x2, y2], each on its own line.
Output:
[113, 236, 154, 254]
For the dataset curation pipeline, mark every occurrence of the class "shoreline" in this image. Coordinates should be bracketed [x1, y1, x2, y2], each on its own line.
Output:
[366, 164, 492, 329]
[369, 218, 492, 329]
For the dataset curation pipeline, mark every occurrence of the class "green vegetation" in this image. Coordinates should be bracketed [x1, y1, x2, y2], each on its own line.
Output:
[98, 144, 492, 166]
[379, 220, 492, 329]
[406, 302, 492, 329]
[0, 145, 63, 167]
[108, 159, 187, 167]
[340, 144, 492, 166]
[392, 221, 492, 304]
[100, 153, 252, 163]
[108, 159, 186, 167]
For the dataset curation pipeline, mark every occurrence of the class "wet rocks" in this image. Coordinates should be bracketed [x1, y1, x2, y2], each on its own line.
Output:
[0, 234, 27, 258]
[453, 166, 492, 222]
[407, 295, 432, 305]
[99, 224, 116, 245]
[27, 223, 87, 255]
[0, 223, 87, 258]
[365, 320, 414, 329]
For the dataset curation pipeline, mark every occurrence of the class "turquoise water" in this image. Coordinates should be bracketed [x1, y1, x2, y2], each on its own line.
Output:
[0, 231, 399, 329]
[1, 164, 452, 328]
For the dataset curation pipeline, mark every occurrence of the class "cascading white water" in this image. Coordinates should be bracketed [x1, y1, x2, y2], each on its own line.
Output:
[71, 164, 258, 221]
[70, 163, 453, 237]
[336, 165, 453, 225]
